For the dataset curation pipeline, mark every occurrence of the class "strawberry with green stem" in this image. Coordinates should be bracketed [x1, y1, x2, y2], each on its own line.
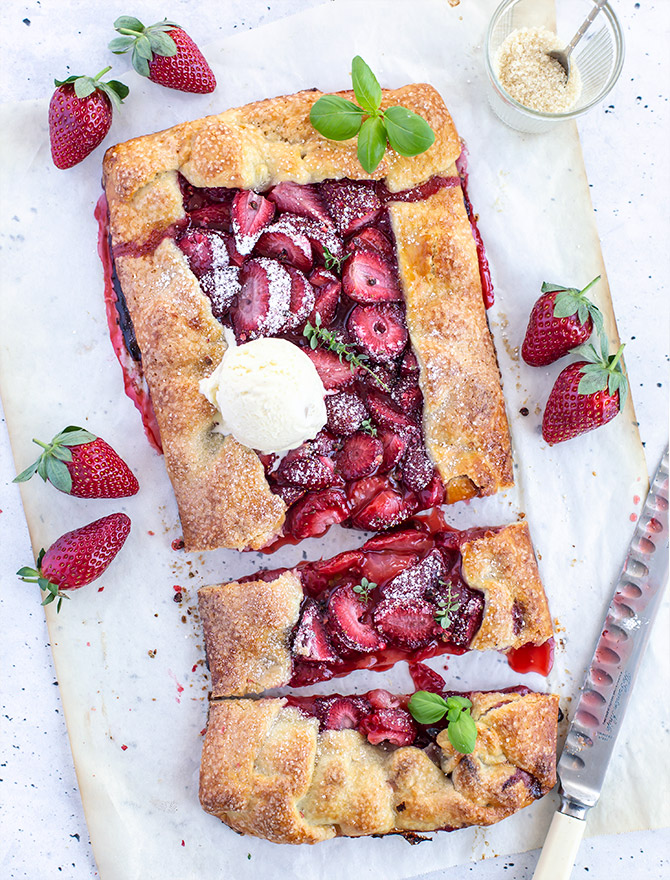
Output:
[17, 513, 131, 612]
[48, 68, 128, 169]
[542, 339, 628, 445]
[14, 426, 139, 498]
[522, 276, 604, 366]
[109, 16, 216, 93]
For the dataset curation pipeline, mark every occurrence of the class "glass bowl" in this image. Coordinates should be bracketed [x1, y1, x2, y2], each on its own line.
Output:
[484, 0, 625, 133]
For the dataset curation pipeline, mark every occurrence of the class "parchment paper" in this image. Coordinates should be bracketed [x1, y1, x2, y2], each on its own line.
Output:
[0, 2, 667, 879]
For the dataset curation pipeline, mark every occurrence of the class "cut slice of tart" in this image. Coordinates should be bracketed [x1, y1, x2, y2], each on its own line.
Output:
[199, 687, 559, 844]
[100, 84, 513, 551]
[197, 520, 553, 697]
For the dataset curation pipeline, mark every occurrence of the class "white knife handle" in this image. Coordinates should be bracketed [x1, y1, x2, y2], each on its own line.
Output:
[532, 810, 586, 880]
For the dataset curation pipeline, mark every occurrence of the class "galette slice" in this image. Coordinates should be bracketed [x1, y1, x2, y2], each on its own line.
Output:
[198, 520, 553, 697]
[199, 688, 559, 844]
[101, 84, 512, 551]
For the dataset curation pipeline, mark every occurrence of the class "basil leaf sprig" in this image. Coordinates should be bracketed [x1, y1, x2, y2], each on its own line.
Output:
[309, 56, 435, 173]
[407, 690, 478, 755]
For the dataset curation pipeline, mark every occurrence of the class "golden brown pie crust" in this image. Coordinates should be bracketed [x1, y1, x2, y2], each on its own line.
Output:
[199, 691, 559, 843]
[198, 521, 551, 698]
[102, 84, 512, 550]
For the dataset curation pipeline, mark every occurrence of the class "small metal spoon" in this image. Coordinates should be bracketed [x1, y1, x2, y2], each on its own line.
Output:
[549, 0, 608, 78]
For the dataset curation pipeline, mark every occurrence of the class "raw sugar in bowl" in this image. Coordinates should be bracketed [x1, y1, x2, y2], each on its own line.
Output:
[485, 0, 624, 133]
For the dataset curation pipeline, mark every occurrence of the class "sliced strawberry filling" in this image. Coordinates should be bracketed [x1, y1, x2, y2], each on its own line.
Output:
[106, 172, 507, 543]
[284, 684, 537, 756]
[282, 523, 492, 687]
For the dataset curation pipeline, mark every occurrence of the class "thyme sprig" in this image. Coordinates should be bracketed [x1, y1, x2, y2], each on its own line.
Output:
[360, 418, 378, 437]
[323, 246, 347, 273]
[303, 313, 390, 391]
[353, 576, 377, 604]
[434, 581, 461, 630]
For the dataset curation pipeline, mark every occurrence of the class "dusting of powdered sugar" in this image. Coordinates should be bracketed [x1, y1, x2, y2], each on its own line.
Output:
[209, 232, 231, 269]
[205, 266, 241, 314]
[256, 257, 292, 335]
[382, 550, 446, 602]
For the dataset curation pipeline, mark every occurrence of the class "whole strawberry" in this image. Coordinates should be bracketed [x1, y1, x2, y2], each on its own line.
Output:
[14, 426, 139, 498]
[17, 513, 131, 612]
[49, 67, 129, 169]
[522, 276, 603, 366]
[109, 16, 216, 93]
[542, 341, 628, 445]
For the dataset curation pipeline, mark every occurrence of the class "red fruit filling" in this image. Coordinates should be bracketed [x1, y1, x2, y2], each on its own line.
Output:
[347, 304, 408, 362]
[342, 250, 402, 303]
[327, 584, 385, 654]
[276, 522, 507, 688]
[104, 171, 495, 542]
[284, 684, 539, 758]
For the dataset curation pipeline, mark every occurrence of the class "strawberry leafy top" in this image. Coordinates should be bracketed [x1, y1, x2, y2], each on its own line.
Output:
[542, 275, 604, 334]
[13, 426, 96, 493]
[574, 338, 628, 410]
[54, 67, 129, 109]
[309, 56, 435, 173]
[109, 16, 180, 77]
[17, 548, 70, 612]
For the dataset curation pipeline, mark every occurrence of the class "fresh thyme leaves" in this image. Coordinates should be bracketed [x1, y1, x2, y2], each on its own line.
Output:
[407, 691, 478, 754]
[352, 576, 377, 604]
[309, 56, 435, 173]
[360, 418, 378, 437]
[434, 582, 461, 630]
[323, 246, 346, 273]
[303, 314, 390, 391]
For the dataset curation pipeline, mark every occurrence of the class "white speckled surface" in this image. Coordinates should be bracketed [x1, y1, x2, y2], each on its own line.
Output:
[1, 1, 668, 878]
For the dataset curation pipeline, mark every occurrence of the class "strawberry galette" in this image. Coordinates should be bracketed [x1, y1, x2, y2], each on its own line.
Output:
[199, 688, 559, 843]
[101, 84, 512, 551]
[198, 520, 552, 696]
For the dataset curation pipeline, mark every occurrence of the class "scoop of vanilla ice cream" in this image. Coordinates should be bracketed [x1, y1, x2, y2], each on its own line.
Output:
[199, 333, 327, 455]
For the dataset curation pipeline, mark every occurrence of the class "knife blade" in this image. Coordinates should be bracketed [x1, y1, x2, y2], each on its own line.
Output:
[533, 444, 669, 880]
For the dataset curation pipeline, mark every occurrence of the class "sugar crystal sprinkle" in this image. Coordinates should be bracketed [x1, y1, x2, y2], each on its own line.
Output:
[494, 26, 582, 114]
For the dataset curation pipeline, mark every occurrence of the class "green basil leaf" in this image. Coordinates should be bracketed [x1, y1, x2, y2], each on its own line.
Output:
[383, 105, 435, 157]
[357, 116, 387, 173]
[447, 712, 477, 754]
[408, 691, 448, 724]
[310, 95, 364, 141]
[446, 706, 462, 722]
[446, 695, 472, 711]
[351, 55, 382, 113]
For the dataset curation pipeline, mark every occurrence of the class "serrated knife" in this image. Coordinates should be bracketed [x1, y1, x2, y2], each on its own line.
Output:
[533, 445, 669, 880]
